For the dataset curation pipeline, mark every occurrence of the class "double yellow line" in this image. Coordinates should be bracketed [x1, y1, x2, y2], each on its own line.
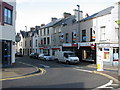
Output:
[0, 68, 46, 81]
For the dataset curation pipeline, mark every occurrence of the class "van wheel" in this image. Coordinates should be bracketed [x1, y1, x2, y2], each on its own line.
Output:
[66, 61, 70, 64]
[44, 58, 46, 61]
[56, 59, 59, 63]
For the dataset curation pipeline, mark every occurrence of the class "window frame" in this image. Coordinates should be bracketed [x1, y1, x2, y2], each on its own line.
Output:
[82, 30, 86, 42]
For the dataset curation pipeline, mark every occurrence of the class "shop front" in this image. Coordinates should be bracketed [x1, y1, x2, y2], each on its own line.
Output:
[1, 40, 12, 67]
[78, 42, 96, 63]
[97, 43, 119, 66]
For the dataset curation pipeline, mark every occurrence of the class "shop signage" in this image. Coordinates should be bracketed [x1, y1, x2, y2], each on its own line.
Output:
[98, 44, 118, 47]
[79, 42, 95, 47]
[63, 43, 72, 47]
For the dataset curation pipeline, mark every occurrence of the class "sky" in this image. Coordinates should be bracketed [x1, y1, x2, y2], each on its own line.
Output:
[16, 0, 119, 33]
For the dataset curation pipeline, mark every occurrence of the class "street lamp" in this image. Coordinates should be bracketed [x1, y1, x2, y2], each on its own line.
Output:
[76, 5, 80, 42]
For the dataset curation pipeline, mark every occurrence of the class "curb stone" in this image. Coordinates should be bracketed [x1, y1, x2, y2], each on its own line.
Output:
[93, 71, 120, 85]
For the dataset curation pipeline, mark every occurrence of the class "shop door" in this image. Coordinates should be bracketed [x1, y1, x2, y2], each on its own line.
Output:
[2, 40, 12, 66]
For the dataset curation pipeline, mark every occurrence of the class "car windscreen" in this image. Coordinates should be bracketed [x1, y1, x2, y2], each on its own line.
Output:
[66, 53, 76, 57]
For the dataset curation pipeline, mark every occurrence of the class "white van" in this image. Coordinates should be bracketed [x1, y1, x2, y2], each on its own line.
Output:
[55, 51, 79, 64]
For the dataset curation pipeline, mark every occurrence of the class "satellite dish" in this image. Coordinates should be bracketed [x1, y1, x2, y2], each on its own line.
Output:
[15, 35, 21, 42]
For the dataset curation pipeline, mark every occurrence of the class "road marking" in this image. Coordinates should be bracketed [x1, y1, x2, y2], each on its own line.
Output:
[97, 80, 113, 88]
[0, 68, 46, 81]
[39, 64, 50, 68]
[74, 68, 93, 73]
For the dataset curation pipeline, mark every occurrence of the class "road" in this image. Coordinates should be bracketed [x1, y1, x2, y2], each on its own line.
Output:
[2, 56, 111, 89]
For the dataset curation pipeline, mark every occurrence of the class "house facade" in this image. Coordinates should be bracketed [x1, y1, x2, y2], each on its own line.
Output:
[0, 0, 16, 67]
[78, 2, 119, 65]
[16, 26, 40, 56]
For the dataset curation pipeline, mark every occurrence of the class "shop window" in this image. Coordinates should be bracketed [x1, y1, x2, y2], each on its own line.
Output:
[99, 48, 102, 51]
[104, 48, 110, 60]
[113, 48, 119, 61]
[82, 49, 95, 61]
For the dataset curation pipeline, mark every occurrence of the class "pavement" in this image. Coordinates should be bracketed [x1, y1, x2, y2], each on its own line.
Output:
[0, 59, 120, 86]
[0, 60, 39, 80]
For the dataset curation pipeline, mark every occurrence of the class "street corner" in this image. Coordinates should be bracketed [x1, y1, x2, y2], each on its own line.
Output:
[93, 71, 120, 85]
[0, 62, 46, 81]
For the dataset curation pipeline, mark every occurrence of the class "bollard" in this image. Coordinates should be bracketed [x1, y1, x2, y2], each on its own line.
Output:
[97, 55, 104, 71]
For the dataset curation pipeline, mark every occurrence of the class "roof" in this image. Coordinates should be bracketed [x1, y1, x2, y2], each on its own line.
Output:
[41, 18, 63, 29]
[80, 6, 114, 22]
[53, 15, 76, 27]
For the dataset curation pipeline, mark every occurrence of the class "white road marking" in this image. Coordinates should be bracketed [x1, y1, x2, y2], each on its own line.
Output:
[39, 64, 50, 68]
[74, 68, 93, 73]
[97, 80, 113, 88]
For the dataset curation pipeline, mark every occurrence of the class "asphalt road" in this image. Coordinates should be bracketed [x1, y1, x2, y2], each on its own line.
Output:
[2, 56, 111, 89]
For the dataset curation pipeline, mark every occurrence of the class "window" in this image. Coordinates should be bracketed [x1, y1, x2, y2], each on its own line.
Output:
[25, 41, 26, 47]
[35, 40, 37, 47]
[44, 29, 46, 35]
[100, 26, 106, 40]
[47, 28, 49, 35]
[82, 30, 86, 42]
[44, 38, 46, 45]
[90, 28, 95, 41]
[4, 8, 12, 25]
[72, 32, 77, 43]
[40, 30, 42, 36]
[66, 33, 69, 43]
[30, 40, 31, 47]
[47, 37, 50, 45]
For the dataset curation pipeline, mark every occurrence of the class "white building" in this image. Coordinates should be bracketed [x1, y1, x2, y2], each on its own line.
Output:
[0, 0, 16, 67]
[78, 2, 119, 66]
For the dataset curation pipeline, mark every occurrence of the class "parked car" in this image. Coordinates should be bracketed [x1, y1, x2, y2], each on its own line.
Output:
[15, 52, 23, 57]
[29, 53, 39, 59]
[38, 53, 57, 61]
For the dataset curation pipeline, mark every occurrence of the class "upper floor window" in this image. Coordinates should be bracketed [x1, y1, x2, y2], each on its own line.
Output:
[65, 33, 69, 43]
[47, 28, 49, 35]
[100, 26, 106, 41]
[72, 32, 77, 43]
[82, 30, 86, 42]
[47, 37, 50, 45]
[35, 40, 37, 47]
[44, 29, 46, 35]
[4, 8, 12, 25]
[90, 28, 95, 42]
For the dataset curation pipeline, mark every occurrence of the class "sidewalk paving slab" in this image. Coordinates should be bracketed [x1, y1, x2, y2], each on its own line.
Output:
[1, 61, 37, 79]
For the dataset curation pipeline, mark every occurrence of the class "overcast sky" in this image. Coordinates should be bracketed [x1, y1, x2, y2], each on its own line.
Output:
[16, 0, 119, 32]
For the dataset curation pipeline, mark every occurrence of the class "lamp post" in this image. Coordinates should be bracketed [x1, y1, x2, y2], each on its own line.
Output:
[76, 5, 80, 42]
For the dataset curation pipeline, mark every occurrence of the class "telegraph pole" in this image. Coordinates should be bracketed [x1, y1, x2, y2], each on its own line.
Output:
[77, 5, 80, 42]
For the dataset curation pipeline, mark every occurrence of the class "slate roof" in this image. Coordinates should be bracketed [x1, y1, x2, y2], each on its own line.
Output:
[53, 15, 76, 27]
[41, 18, 63, 29]
[80, 6, 114, 22]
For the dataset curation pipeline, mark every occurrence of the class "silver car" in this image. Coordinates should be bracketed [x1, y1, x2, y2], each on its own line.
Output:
[38, 54, 56, 61]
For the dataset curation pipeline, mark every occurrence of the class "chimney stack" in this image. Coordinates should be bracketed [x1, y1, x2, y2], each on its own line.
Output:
[74, 9, 83, 21]
[41, 24, 45, 26]
[63, 12, 71, 18]
[51, 17, 57, 22]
